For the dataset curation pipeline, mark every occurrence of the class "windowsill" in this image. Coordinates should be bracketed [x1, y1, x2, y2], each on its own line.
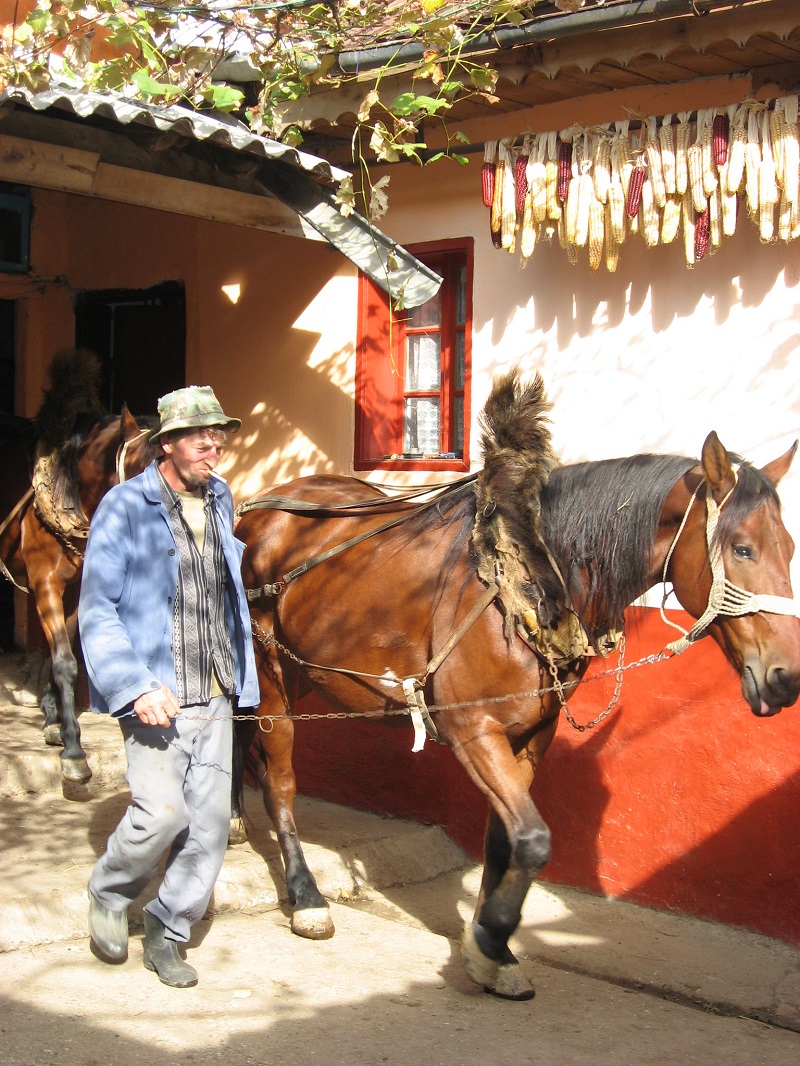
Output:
[355, 454, 469, 474]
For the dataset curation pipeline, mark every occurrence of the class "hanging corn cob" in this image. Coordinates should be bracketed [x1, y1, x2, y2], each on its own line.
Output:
[565, 164, 581, 246]
[661, 195, 682, 244]
[781, 95, 799, 209]
[778, 187, 792, 242]
[588, 196, 604, 269]
[675, 112, 691, 196]
[593, 130, 613, 205]
[726, 105, 748, 194]
[557, 137, 573, 202]
[758, 110, 777, 242]
[700, 110, 719, 197]
[575, 166, 594, 248]
[712, 110, 729, 167]
[694, 206, 710, 261]
[612, 120, 634, 199]
[770, 101, 785, 189]
[744, 107, 762, 217]
[626, 158, 646, 218]
[482, 140, 498, 207]
[645, 116, 667, 209]
[639, 178, 659, 247]
[528, 135, 548, 224]
[515, 142, 529, 217]
[544, 132, 561, 221]
[682, 192, 696, 266]
[660, 115, 676, 196]
[708, 184, 721, 249]
[499, 139, 518, 252]
[519, 138, 538, 262]
[718, 160, 739, 237]
[687, 138, 707, 214]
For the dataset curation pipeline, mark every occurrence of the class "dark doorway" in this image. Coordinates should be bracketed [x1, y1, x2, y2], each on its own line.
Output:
[0, 299, 16, 647]
[75, 281, 186, 416]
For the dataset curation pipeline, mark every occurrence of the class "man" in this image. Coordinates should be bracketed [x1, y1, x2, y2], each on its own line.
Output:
[79, 385, 259, 987]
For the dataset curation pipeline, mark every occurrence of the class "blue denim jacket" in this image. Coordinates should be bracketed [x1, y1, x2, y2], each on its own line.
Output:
[78, 461, 259, 716]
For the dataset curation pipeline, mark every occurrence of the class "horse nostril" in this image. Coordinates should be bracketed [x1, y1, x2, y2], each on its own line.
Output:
[767, 666, 800, 705]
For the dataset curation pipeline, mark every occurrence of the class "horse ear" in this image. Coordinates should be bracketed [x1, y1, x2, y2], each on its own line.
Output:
[760, 440, 798, 487]
[701, 431, 737, 502]
[120, 404, 141, 442]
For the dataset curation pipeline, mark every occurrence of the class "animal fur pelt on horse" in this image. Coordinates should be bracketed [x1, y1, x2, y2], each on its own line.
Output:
[34, 348, 104, 451]
[472, 369, 563, 641]
[33, 349, 106, 529]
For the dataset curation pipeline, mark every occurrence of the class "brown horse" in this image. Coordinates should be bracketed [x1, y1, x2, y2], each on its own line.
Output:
[233, 371, 800, 1000]
[0, 355, 158, 783]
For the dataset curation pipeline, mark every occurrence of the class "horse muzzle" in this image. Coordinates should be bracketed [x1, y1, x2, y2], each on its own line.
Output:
[742, 663, 800, 716]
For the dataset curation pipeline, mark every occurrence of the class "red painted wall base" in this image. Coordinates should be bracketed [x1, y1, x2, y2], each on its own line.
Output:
[291, 607, 800, 946]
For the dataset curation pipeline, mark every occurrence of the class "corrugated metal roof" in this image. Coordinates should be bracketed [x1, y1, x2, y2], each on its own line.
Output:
[0, 83, 442, 308]
[0, 84, 350, 184]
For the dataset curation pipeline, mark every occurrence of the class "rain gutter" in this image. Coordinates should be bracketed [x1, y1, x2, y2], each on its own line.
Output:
[335, 0, 739, 76]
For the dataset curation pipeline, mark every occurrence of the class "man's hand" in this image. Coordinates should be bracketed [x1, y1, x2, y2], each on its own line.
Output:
[132, 684, 181, 727]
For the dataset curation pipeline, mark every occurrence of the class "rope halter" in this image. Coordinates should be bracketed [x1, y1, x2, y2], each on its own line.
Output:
[661, 471, 799, 655]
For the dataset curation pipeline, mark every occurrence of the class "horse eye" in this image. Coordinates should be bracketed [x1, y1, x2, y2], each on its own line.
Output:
[732, 544, 753, 560]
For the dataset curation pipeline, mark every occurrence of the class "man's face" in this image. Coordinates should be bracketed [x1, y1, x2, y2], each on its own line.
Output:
[159, 427, 229, 492]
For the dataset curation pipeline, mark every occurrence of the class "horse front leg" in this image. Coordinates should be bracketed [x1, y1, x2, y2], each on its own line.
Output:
[456, 718, 558, 1001]
[248, 640, 334, 940]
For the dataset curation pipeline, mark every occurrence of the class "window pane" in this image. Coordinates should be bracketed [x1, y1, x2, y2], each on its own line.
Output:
[405, 334, 441, 390]
[454, 396, 464, 453]
[404, 397, 440, 453]
[408, 289, 441, 329]
[455, 332, 465, 389]
[456, 265, 466, 326]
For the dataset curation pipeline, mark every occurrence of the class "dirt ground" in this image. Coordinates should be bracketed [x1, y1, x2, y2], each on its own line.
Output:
[1, 650, 799, 1065]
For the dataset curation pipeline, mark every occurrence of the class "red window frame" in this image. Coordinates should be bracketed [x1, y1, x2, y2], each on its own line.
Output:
[354, 237, 472, 473]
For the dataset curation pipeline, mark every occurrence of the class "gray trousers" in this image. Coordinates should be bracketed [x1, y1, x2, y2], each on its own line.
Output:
[89, 695, 233, 943]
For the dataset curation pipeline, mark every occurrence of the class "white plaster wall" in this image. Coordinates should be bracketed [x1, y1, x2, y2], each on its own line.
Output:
[371, 158, 800, 591]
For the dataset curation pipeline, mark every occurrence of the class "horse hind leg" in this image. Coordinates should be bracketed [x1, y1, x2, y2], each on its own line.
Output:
[38, 587, 91, 783]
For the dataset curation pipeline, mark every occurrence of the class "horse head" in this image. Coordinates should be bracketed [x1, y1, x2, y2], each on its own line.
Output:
[662, 432, 800, 716]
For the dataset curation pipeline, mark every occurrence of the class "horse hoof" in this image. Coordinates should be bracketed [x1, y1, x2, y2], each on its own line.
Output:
[461, 923, 499, 987]
[228, 817, 248, 846]
[485, 963, 536, 1001]
[60, 757, 92, 784]
[43, 724, 64, 747]
[291, 906, 335, 940]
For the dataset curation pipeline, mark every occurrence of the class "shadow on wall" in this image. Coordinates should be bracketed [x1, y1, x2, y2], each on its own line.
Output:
[624, 769, 800, 946]
[481, 207, 800, 345]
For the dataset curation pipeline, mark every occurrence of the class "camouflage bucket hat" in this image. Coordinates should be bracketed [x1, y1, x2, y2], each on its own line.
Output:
[150, 385, 241, 443]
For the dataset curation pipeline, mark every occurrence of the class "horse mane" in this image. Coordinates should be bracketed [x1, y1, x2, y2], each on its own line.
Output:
[539, 452, 780, 639]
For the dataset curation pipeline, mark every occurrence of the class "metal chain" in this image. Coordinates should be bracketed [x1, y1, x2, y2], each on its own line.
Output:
[184, 618, 671, 729]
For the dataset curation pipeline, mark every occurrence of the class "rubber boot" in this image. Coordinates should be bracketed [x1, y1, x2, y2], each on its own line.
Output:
[88, 891, 128, 962]
[142, 911, 198, 988]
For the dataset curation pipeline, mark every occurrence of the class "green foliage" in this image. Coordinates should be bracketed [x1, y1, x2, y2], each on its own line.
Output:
[0, 0, 547, 211]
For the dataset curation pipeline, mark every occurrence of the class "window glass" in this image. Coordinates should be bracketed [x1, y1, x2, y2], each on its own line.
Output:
[408, 289, 441, 329]
[405, 334, 441, 391]
[404, 397, 440, 454]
